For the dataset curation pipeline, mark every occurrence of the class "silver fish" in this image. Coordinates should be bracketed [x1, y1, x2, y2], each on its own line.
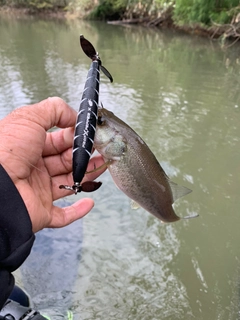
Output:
[94, 107, 198, 223]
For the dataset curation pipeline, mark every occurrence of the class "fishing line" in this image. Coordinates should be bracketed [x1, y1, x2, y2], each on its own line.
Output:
[0, 143, 52, 178]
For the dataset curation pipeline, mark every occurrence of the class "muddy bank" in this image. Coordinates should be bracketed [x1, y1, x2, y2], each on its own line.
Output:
[108, 18, 238, 44]
[108, 6, 240, 44]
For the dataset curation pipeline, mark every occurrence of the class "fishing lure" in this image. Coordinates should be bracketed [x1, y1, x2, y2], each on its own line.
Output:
[59, 35, 113, 194]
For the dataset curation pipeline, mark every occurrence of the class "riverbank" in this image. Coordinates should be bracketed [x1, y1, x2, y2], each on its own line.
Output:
[107, 5, 240, 45]
[0, 5, 67, 19]
[1, 4, 239, 46]
[108, 18, 235, 42]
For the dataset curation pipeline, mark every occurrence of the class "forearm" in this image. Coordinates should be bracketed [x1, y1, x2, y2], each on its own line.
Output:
[0, 165, 35, 309]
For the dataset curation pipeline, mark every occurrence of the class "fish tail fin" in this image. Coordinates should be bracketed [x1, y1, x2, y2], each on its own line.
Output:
[182, 213, 199, 220]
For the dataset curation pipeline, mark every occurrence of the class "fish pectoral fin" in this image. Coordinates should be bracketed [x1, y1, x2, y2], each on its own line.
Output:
[131, 200, 140, 210]
[169, 180, 192, 202]
[86, 160, 111, 174]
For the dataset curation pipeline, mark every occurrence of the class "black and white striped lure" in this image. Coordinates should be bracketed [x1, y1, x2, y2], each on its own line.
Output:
[59, 35, 113, 194]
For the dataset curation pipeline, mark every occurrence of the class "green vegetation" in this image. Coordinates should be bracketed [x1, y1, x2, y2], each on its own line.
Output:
[72, 0, 240, 26]
[1, 0, 240, 29]
[88, 0, 127, 20]
[174, 0, 240, 25]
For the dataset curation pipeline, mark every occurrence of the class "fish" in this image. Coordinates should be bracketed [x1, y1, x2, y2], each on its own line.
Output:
[59, 35, 113, 194]
[94, 107, 198, 223]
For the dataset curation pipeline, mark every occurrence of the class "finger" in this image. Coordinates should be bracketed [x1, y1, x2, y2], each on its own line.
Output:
[43, 127, 74, 156]
[18, 97, 77, 131]
[43, 147, 72, 177]
[45, 152, 105, 180]
[48, 198, 94, 228]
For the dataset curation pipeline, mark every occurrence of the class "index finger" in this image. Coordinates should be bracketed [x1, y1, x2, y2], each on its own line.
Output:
[17, 97, 77, 131]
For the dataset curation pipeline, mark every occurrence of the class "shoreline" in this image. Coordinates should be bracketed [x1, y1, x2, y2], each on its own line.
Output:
[107, 19, 224, 40]
[0, 5, 67, 19]
[1, 5, 239, 45]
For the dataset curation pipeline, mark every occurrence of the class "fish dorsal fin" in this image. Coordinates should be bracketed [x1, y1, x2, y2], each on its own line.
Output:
[169, 180, 192, 202]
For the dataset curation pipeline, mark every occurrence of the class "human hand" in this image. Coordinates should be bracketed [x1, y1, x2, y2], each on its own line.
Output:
[0, 97, 106, 233]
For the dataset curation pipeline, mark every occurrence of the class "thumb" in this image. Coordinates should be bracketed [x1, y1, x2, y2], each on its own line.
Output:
[47, 198, 94, 229]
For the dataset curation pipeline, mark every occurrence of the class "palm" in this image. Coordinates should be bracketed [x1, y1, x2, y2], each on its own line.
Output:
[0, 98, 106, 232]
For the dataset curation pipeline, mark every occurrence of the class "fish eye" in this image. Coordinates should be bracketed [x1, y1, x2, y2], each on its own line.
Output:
[97, 116, 105, 125]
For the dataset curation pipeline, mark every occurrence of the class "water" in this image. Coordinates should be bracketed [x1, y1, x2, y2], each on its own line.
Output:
[1, 13, 240, 319]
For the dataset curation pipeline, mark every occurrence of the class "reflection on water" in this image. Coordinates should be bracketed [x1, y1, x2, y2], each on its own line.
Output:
[73, 207, 192, 320]
[1, 14, 240, 320]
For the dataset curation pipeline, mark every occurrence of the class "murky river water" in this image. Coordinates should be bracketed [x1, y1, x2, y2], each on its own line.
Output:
[1, 14, 240, 320]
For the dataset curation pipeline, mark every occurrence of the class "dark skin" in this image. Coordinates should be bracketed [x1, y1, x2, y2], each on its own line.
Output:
[0, 97, 106, 233]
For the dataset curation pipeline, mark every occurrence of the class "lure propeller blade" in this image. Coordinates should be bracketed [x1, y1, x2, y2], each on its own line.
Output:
[81, 181, 102, 192]
[80, 35, 113, 83]
[101, 65, 113, 83]
[80, 35, 97, 60]
[59, 181, 102, 194]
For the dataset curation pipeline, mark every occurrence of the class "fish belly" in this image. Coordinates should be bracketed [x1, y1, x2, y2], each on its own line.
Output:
[106, 152, 180, 223]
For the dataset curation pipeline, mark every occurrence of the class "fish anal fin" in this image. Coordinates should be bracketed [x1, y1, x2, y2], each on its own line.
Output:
[131, 200, 140, 210]
[169, 180, 192, 202]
